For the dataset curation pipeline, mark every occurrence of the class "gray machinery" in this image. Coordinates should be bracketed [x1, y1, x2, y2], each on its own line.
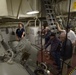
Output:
[0, 35, 30, 75]
[8, 37, 49, 75]
[0, 32, 50, 75]
[8, 37, 38, 67]
[0, 62, 30, 75]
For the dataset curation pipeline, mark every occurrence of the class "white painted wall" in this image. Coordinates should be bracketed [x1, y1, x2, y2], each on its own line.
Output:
[55, 0, 76, 14]
[0, 24, 18, 44]
[27, 27, 39, 45]
[0, 0, 8, 16]
[1, 0, 76, 17]
[59, 1, 69, 13]
[0, 22, 28, 44]
[70, 0, 76, 12]
[7, 0, 22, 16]
[54, 0, 69, 14]
[6, 0, 40, 17]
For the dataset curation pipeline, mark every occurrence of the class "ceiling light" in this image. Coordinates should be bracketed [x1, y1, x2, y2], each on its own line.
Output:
[26, 11, 39, 15]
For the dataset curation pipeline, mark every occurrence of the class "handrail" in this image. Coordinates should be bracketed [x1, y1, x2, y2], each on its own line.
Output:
[31, 44, 41, 50]
[7, 49, 14, 63]
[25, 18, 41, 27]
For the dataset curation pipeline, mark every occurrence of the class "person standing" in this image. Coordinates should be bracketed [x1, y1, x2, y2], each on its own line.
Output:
[45, 32, 61, 70]
[16, 22, 25, 41]
[56, 22, 76, 46]
[60, 32, 73, 75]
[56, 22, 76, 68]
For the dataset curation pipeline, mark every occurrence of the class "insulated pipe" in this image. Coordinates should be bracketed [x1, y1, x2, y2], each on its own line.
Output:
[9, 37, 38, 66]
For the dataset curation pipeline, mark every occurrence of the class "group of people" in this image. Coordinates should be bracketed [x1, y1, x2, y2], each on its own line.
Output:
[16, 22, 76, 75]
[41, 22, 76, 75]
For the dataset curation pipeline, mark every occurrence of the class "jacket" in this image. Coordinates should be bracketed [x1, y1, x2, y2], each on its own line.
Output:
[61, 39, 73, 60]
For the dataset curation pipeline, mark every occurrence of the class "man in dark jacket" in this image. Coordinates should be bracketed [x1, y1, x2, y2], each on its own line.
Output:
[44, 27, 51, 45]
[60, 32, 73, 75]
[45, 32, 61, 70]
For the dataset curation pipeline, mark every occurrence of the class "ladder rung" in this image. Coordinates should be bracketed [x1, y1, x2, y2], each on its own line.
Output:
[47, 17, 53, 19]
[45, 5, 51, 9]
[51, 14, 55, 17]
[45, 8, 53, 11]
[47, 21, 52, 24]
[42, 0, 58, 34]
[46, 10, 53, 13]
[45, 10, 53, 13]
[47, 19, 55, 23]
[45, 10, 53, 12]
[46, 13, 52, 16]
[47, 23, 54, 25]
[44, 0, 50, 3]
[44, 1, 50, 4]
[47, 18, 54, 20]
[49, 19, 53, 22]
[53, 18, 55, 21]
[46, 14, 51, 18]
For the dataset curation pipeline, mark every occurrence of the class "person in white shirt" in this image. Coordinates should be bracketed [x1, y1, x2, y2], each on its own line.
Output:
[56, 22, 76, 74]
[56, 22, 76, 46]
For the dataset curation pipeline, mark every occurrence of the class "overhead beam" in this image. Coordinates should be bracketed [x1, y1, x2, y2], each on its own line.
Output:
[0, 17, 46, 24]
[16, 0, 23, 19]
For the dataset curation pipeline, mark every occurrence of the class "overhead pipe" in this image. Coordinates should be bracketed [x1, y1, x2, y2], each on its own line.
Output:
[25, 18, 41, 27]
[0, 25, 17, 28]
[0, 19, 35, 28]
[0, 18, 34, 23]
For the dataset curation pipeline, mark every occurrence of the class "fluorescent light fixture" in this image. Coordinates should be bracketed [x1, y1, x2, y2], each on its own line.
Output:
[26, 10, 39, 15]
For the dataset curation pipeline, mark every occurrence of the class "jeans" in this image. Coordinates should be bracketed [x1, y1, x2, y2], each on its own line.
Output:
[62, 59, 71, 75]
[51, 51, 61, 69]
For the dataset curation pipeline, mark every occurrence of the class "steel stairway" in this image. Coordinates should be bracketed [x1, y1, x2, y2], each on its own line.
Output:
[42, 0, 59, 35]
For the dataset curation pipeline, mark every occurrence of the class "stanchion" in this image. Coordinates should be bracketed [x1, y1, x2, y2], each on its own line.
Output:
[61, 0, 72, 75]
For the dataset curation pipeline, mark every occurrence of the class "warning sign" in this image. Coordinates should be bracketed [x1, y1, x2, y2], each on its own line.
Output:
[69, 67, 76, 75]
[72, 2, 76, 9]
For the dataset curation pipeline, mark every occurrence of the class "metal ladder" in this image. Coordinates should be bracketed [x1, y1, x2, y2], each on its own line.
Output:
[42, 0, 58, 34]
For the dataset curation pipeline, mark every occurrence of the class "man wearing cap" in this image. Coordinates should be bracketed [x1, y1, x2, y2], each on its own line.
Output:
[45, 32, 61, 70]
[16, 22, 25, 40]
[56, 22, 76, 46]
